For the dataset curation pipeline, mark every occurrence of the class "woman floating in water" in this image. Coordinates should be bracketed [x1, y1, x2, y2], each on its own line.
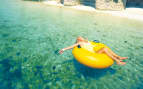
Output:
[59, 36, 128, 65]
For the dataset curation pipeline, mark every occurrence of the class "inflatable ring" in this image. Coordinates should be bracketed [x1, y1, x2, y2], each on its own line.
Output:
[72, 41, 114, 69]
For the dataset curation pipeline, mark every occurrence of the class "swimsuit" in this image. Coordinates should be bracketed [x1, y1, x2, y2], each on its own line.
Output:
[81, 41, 105, 53]
[81, 42, 95, 53]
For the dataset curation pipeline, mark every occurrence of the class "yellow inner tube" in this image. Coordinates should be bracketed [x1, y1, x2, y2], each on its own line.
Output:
[72, 41, 114, 69]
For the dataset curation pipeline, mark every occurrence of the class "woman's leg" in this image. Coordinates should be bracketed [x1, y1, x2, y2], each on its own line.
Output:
[106, 48, 128, 60]
[97, 47, 126, 65]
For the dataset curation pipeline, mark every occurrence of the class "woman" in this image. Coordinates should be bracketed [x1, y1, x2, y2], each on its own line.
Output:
[59, 36, 128, 65]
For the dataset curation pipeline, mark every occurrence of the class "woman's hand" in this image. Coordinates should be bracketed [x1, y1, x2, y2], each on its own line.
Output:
[59, 49, 65, 54]
[58, 43, 79, 54]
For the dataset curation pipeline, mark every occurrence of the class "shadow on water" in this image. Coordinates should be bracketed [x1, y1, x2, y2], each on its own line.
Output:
[62, 58, 116, 79]
[73, 59, 116, 79]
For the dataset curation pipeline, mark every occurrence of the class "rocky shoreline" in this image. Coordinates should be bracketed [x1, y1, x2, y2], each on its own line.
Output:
[43, 1, 143, 21]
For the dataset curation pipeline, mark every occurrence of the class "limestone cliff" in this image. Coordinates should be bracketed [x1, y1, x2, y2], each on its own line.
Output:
[62, 0, 79, 6]
[96, 0, 127, 10]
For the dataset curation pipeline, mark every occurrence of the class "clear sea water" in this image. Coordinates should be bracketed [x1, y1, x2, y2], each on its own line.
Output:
[0, 0, 143, 89]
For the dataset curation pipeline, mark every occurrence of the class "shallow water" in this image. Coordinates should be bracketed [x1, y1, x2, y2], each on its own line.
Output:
[0, 0, 143, 89]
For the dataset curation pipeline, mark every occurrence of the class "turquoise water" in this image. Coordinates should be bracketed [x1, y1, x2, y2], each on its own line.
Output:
[0, 0, 143, 89]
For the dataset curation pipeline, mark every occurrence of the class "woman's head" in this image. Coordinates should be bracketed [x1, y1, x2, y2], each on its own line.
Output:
[76, 36, 86, 42]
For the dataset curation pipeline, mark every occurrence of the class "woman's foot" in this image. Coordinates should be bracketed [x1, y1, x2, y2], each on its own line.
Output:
[119, 57, 128, 60]
[117, 61, 126, 65]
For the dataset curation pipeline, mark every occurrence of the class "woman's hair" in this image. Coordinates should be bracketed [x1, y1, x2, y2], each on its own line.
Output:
[76, 36, 88, 43]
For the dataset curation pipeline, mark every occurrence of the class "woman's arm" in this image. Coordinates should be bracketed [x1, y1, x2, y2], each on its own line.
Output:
[59, 43, 79, 54]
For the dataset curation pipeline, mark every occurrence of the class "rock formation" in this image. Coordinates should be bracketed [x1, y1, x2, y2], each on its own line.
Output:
[47, 0, 143, 10]
[63, 0, 79, 6]
[96, 0, 127, 10]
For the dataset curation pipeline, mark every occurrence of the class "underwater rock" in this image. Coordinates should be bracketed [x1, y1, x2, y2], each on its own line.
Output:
[66, 66, 70, 70]
[43, 80, 51, 83]
[6, 47, 13, 53]
[76, 74, 81, 78]
[45, 86, 50, 89]
[103, 34, 106, 37]
[0, 57, 11, 64]
[12, 39, 16, 42]
[97, 30, 100, 32]
[55, 77, 61, 81]
[54, 50, 59, 55]
[124, 41, 127, 43]
[24, 57, 28, 62]
[58, 69, 62, 72]
[52, 72, 58, 75]
[2, 34, 9, 37]
[118, 76, 123, 80]
[36, 65, 43, 70]
[9, 56, 13, 59]
[16, 52, 21, 56]
[52, 66, 56, 70]
[94, 23, 97, 25]
[12, 69, 22, 79]
[108, 68, 116, 74]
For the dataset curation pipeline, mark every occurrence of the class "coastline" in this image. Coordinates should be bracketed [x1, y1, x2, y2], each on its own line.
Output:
[43, 1, 143, 22]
